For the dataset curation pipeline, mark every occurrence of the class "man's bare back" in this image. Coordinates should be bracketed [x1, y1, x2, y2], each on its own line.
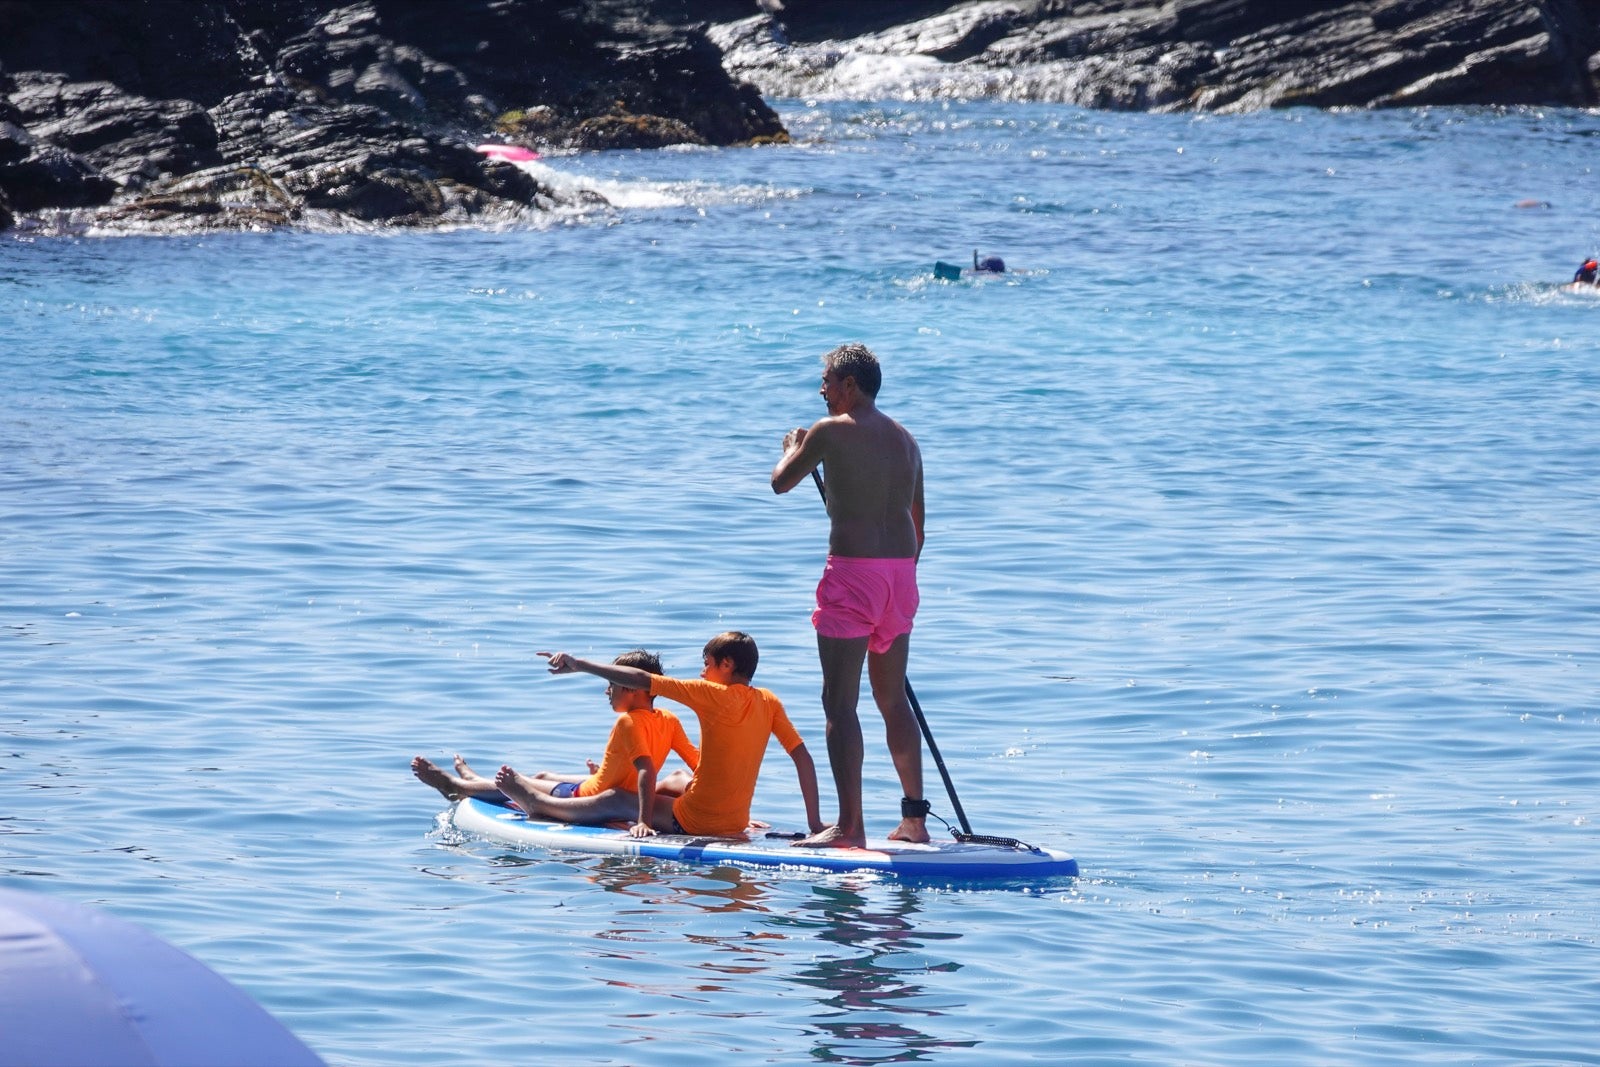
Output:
[808, 408, 923, 559]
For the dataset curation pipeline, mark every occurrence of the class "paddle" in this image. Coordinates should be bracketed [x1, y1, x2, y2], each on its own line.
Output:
[808, 468, 997, 841]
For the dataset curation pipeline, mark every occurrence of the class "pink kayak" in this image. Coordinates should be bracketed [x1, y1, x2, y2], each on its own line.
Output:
[475, 143, 540, 162]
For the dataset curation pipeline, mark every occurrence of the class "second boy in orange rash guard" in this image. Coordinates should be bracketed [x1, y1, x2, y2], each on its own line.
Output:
[411, 649, 697, 834]
[507, 631, 824, 838]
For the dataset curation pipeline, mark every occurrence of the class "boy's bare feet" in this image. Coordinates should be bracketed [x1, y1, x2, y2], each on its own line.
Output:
[887, 818, 930, 844]
[411, 756, 463, 800]
[453, 754, 485, 780]
[493, 765, 541, 816]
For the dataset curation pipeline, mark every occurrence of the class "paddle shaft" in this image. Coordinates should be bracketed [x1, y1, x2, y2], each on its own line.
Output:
[808, 469, 975, 836]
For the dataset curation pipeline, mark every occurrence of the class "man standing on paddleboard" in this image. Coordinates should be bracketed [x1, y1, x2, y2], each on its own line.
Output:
[772, 343, 928, 847]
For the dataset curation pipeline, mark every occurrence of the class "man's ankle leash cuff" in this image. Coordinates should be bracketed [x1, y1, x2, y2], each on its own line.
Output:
[901, 796, 931, 819]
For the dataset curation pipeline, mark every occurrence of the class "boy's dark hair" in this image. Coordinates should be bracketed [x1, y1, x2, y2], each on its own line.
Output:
[703, 631, 759, 679]
[613, 649, 664, 675]
[823, 342, 882, 398]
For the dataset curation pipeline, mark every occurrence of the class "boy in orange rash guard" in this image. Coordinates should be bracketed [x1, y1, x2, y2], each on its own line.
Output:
[500, 654, 701, 800]
[502, 631, 825, 839]
[566, 683, 698, 799]
[411, 650, 698, 834]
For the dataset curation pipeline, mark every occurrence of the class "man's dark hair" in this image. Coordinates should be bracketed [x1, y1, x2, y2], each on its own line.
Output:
[823, 342, 882, 398]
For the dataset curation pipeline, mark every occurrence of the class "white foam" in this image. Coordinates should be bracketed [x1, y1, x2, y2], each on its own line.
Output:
[509, 159, 802, 216]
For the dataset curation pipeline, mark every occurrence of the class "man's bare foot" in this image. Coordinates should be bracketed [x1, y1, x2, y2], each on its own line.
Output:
[453, 754, 485, 780]
[793, 824, 866, 849]
[887, 818, 930, 844]
[493, 765, 542, 816]
[412, 756, 463, 800]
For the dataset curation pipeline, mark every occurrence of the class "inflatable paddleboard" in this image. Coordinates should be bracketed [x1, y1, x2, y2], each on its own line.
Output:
[448, 796, 1077, 881]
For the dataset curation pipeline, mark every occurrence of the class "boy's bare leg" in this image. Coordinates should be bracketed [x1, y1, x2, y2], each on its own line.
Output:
[493, 765, 637, 826]
[453, 755, 579, 796]
[656, 769, 692, 797]
[413, 756, 506, 802]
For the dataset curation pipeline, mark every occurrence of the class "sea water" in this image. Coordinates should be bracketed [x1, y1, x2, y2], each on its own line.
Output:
[4, 100, 1599, 1066]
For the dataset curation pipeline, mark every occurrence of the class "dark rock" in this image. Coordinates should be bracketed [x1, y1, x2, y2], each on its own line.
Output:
[0, 144, 118, 210]
[8, 73, 221, 188]
[303, 164, 442, 219]
[0, 117, 32, 167]
[207, 85, 527, 223]
[0, 0, 268, 106]
[475, 158, 547, 204]
[95, 165, 302, 232]
[921, 8, 1023, 63]
[353, 0, 787, 147]
[0, 0, 787, 232]
[272, 4, 478, 123]
[0, 93, 17, 228]
[568, 111, 707, 151]
[710, 0, 1600, 112]
[685, 0, 961, 43]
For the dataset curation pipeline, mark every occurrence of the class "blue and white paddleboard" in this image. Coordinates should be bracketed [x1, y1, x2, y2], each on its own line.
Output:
[448, 796, 1078, 880]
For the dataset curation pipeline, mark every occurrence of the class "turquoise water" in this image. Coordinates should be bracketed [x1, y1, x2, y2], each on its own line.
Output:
[5, 100, 1600, 1065]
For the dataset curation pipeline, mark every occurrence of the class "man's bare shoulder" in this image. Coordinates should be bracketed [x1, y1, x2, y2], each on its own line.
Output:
[806, 412, 856, 439]
[864, 406, 915, 444]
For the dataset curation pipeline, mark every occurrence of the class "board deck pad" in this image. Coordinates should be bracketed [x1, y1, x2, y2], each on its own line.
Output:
[449, 796, 1078, 880]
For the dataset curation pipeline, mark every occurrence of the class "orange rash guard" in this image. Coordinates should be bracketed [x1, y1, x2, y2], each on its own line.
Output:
[575, 706, 700, 797]
[648, 675, 803, 836]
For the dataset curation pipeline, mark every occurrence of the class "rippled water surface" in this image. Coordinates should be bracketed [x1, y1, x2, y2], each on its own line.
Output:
[5, 101, 1600, 1066]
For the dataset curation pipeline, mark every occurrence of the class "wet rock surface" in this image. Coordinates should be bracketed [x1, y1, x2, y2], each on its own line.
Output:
[6, 1, 1598, 235]
[0, 0, 786, 234]
[708, 0, 1600, 113]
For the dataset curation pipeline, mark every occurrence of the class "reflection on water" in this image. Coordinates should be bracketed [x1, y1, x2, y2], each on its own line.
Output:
[575, 859, 976, 1063]
[773, 882, 973, 1064]
[586, 857, 772, 914]
[583, 859, 788, 1001]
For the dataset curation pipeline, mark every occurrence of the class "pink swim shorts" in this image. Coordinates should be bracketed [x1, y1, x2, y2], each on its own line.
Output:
[812, 555, 919, 654]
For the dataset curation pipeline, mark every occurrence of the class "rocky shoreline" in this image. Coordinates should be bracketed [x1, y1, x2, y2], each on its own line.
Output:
[0, 0, 786, 235]
[4, 0, 1598, 236]
[710, 0, 1600, 112]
